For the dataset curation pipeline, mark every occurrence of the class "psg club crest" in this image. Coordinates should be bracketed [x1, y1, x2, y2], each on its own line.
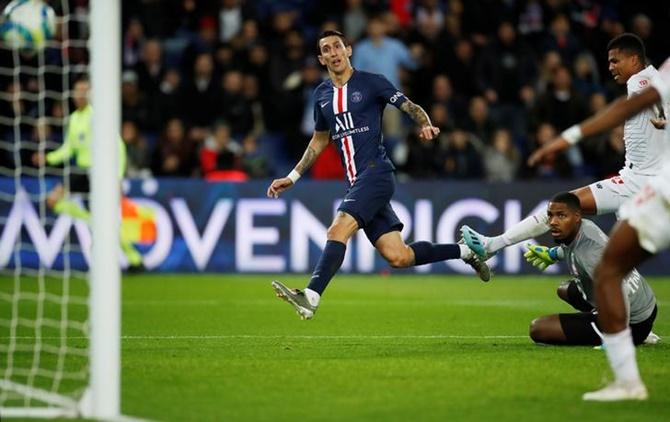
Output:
[351, 91, 363, 103]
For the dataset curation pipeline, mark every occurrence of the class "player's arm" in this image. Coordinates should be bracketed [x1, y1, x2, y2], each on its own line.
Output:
[267, 130, 330, 198]
[32, 125, 74, 166]
[399, 100, 439, 140]
[528, 88, 661, 166]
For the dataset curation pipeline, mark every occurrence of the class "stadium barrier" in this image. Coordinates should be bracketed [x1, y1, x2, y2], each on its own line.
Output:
[1, 177, 668, 274]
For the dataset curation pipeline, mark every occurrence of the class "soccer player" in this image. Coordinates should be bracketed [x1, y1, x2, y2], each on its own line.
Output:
[460, 33, 667, 260]
[32, 78, 145, 270]
[524, 192, 656, 347]
[267, 30, 489, 320]
[524, 55, 670, 401]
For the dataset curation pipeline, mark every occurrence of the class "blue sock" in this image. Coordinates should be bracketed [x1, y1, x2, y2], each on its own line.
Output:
[307, 240, 346, 295]
[409, 241, 460, 266]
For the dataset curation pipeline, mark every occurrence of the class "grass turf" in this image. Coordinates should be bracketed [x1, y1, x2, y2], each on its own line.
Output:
[2, 274, 669, 421]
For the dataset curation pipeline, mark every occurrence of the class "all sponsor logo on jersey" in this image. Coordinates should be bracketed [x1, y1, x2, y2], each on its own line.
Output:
[351, 91, 363, 103]
[335, 112, 355, 132]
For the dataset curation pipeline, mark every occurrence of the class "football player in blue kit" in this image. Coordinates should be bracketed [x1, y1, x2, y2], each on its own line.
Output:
[267, 30, 489, 319]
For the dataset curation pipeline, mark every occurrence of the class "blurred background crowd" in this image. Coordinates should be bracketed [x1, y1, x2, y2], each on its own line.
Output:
[1, 0, 669, 182]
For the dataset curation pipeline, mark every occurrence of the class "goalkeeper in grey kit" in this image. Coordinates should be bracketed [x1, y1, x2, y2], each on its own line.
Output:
[524, 192, 658, 346]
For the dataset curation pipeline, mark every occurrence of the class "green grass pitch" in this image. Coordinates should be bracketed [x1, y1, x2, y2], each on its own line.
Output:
[2, 274, 670, 421]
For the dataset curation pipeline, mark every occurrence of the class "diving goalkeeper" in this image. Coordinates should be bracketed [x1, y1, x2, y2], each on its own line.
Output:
[523, 192, 658, 346]
[32, 78, 147, 270]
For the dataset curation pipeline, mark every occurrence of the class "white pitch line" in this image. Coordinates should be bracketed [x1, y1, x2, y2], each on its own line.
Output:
[2, 334, 528, 340]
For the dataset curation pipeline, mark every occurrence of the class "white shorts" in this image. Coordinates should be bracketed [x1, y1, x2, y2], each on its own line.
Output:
[619, 184, 670, 254]
[588, 174, 651, 215]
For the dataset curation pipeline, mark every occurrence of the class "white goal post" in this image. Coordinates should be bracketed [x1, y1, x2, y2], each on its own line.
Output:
[0, 0, 121, 419]
[87, 0, 121, 418]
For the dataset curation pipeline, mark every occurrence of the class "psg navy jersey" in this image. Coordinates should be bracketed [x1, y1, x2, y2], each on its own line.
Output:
[313, 70, 408, 185]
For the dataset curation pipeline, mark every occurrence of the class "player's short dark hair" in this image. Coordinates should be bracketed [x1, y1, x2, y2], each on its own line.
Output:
[316, 30, 349, 54]
[550, 192, 581, 211]
[607, 33, 646, 62]
[73, 76, 90, 87]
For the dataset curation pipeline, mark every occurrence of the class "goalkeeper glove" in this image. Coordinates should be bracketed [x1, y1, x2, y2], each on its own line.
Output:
[524, 243, 562, 271]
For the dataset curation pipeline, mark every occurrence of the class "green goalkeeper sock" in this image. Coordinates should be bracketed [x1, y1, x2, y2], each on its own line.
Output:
[53, 199, 90, 222]
[121, 239, 143, 267]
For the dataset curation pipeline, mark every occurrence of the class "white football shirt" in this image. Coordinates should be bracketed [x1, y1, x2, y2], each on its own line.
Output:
[620, 65, 668, 178]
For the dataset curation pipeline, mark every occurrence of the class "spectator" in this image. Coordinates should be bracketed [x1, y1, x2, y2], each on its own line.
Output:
[430, 74, 464, 121]
[531, 65, 589, 132]
[213, 42, 237, 75]
[151, 118, 197, 177]
[542, 14, 581, 65]
[241, 135, 271, 178]
[156, 68, 182, 124]
[353, 15, 419, 149]
[447, 39, 479, 99]
[221, 70, 254, 138]
[123, 17, 145, 68]
[595, 125, 625, 179]
[353, 15, 418, 90]
[439, 129, 482, 179]
[535, 50, 563, 95]
[241, 74, 265, 137]
[572, 52, 603, 98]
[530, 122, 572, 179]
[179, 53, 222, 129]
[476, 21, 536, 107]
[121, 70, 149, 128]
[121, 120, 151, 178]
[343, 0, 367, 43]
[218, 0, 244, 43]
[482, 129, 521, 182]
[199, 121, 242, 176]
[181, 16, 219, 80]
[134, 39, 166, 130]
[462, 96, 495, 146]
[475, 21, 536, 137]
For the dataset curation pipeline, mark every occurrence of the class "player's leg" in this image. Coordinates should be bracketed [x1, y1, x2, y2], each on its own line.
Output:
[460, 181, 613, 259]
[370, 204, 490, 281]
[570, 185, 597, 214]
[630, 305, 657, 346]
[557, 280, 594, 312]
[529, 312, 601, 345]
[272, 211, 358, 319]
[273, 171, 387, 318]
[584, 221, 650, 396]
[48, 175, 91, 221]
[584, 183, 670, 400]
[575, 175, 638, 216]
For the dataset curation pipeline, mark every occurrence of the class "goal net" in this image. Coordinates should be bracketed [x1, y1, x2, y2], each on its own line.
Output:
[0, 0, 120, 418]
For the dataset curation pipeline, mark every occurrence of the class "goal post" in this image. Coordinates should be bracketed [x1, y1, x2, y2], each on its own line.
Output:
[0, 0, 121, 418]
[87, 0, 121, 418]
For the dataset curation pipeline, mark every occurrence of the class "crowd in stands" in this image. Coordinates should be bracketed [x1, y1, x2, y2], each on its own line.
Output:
[1, 0, 669, 182]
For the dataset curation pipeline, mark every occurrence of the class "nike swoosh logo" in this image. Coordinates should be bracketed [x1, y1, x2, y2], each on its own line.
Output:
[320, 102, 329, 108]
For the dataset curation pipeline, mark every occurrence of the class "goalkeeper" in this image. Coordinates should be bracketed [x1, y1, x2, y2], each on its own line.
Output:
[524, 192, 658, 346]
[32, 78, 147, 270]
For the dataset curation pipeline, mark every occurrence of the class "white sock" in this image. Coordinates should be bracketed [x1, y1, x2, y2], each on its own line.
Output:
[602, 328, 641, 384]
[458, 244, 472, 259]
[304, 288, 321, 307]
[487, 211, 550, 253]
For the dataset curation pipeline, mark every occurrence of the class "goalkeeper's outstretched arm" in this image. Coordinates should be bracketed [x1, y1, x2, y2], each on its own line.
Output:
[267, 130, 330, 198]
